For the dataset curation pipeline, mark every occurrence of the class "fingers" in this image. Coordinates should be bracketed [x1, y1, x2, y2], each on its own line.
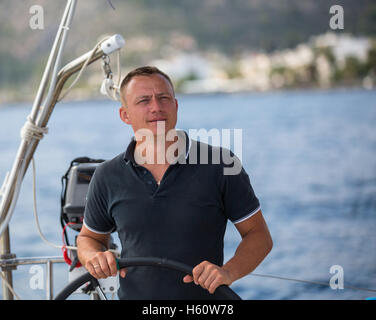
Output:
[204, 272, 218, 293]
[119, 268, 127, 278]
[86, 251, 123, 279]
[192, 261, 212, 289]
[188, 261, 232, 294]
[183, 275, 193, 283]
[207, 274, 223, 294]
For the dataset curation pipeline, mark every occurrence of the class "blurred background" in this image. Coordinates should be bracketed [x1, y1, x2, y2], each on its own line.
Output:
[0, 0, 375, 300]
[1, 0, 376, 100]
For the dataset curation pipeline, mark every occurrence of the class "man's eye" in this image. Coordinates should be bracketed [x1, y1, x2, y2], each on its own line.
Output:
[138, 99, 149, 104]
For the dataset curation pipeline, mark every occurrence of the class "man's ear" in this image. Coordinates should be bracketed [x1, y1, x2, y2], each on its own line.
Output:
[119, 106, 131, 124]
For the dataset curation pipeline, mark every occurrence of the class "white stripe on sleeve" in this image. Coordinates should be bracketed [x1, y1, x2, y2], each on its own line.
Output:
[232, 205, 261, 224]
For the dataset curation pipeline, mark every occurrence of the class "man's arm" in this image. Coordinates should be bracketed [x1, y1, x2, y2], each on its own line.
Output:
[77, 225, 126, 279]
[183, 210, 272, 294]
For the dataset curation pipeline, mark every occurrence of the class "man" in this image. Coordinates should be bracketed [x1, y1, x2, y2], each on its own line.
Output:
[77, 66, 273, 299]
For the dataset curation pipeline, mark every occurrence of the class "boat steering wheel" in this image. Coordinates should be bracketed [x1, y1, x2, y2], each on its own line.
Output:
[54, 257, 241, 300]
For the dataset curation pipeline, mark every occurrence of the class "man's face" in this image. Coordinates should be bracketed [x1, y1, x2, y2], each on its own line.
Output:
[119, 74, 178, 137]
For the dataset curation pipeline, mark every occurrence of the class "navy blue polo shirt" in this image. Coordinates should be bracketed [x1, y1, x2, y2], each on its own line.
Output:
[83, 131, 260, 300]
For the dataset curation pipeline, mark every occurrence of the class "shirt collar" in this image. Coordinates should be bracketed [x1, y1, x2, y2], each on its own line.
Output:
[123, 130, 191, 165]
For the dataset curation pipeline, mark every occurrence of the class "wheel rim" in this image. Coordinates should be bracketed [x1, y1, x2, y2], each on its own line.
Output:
[54, 257, 241, 300]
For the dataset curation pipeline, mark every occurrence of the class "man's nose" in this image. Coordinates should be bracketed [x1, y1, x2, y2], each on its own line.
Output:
[149, 96, 163, 112]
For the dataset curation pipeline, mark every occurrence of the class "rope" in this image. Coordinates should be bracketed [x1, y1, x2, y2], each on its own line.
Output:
[58, 36, 111, 102]
[113, 48, 121, 101]
[0, 271, 21, 300]
[20, 116, 48, 143]
[31, 158, 77, 251]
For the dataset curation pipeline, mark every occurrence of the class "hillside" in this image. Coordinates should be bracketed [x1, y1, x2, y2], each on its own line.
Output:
[0, 0, 375, 101]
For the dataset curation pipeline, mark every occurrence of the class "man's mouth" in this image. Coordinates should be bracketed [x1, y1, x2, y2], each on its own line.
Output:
[148, 119, 166, 123]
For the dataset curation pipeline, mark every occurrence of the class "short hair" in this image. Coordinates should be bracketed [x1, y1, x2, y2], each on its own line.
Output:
[119, 66, 175, 105]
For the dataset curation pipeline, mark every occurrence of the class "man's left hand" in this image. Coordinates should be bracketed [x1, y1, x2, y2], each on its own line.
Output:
[183, 260, 233, 294]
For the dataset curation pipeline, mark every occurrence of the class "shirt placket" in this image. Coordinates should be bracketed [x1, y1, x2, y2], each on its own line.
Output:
[138, 164, 178, 196]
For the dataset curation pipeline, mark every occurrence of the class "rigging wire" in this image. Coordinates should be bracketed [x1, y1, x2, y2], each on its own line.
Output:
[250, 272, 376, 293]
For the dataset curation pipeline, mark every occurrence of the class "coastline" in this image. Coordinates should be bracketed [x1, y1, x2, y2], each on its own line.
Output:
[1, 84, 375, 108]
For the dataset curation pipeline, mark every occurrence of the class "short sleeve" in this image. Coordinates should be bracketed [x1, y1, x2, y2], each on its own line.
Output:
[83, 166, 115, 234]
[221, 160, 261, 224]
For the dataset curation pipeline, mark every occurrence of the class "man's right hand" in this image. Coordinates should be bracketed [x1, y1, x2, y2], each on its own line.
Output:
[77, 225, 127, 279]
[85, 250, 127, 279]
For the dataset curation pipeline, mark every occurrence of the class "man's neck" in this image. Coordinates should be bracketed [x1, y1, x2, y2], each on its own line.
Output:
[134, 129, 183, 166]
